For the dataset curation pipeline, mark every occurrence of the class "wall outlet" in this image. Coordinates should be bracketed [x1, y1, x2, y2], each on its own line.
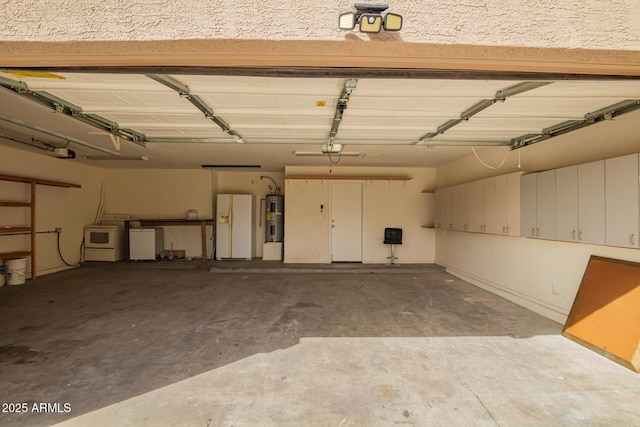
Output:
[55, 227, 62, 233]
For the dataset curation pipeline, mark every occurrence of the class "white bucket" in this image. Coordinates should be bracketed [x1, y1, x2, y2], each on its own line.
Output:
[6, 258, 27, 285]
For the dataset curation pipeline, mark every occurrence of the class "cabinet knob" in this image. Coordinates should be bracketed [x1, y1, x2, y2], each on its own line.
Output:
[578, 231, 582, 241]
[631, 234, 636, 246]
[572, 230, 576, 240]
[531, 228, 535, 237]
[503, 226, 506, 234]
[506, 227, 510, 235]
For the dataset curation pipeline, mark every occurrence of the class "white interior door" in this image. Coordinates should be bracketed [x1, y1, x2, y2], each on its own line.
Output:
[331, 182, 363, 262]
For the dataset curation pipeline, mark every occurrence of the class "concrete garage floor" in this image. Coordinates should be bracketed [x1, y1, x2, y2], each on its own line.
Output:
[0, 261, 638, 426]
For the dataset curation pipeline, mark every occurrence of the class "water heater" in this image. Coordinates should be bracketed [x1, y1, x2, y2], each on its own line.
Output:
[265, 195, 284, 242]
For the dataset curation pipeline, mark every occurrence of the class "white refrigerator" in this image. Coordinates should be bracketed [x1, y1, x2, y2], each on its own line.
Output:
[216, 194, 255, 260]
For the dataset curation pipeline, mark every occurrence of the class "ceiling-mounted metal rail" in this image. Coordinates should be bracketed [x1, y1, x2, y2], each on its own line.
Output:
[146, 74, 245, 143]
[510, 99, 640, 149]
[416, 81, 552, 145]
[328, 78, 358, 147]
[0, 113, 120, 156]
[0, 75, 147, 147]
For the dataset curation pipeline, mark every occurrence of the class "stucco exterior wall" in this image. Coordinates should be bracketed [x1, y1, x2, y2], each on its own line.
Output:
[1, 0, 639, 50]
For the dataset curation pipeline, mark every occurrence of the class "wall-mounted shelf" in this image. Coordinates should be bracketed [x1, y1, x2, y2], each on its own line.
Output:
[0, 174, 81, 188]
[0, 174, 81, 280]
[0, 201, 33, 207]
[1, 227, 33, 234]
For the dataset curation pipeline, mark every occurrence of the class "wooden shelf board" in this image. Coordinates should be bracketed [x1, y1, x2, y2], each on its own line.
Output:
[0, 251, 31, 260]
[286, 175, 412, 181]
[0, 201, 32, 207]
[0, 174, 81, 188]
[0, 227, 32, 234]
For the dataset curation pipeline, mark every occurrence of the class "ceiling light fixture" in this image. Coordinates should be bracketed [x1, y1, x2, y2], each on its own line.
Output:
[294, 143, 360, 157]
[84, 155, 149, 161]
[339, 4, 402, 34]
[294, 151, 361, 157]
[201, 165, 261, 170]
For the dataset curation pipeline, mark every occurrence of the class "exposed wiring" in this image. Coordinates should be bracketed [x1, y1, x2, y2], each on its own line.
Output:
[260, 176, 281, 195]
[471, 147, 509, 170]
[93, 181, 105, 225]
[327, 149, 343, 165]
[57, 233, 83, 267]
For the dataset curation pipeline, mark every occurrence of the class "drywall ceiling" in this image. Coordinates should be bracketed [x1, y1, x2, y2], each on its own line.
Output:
[0, 70, 639, 171]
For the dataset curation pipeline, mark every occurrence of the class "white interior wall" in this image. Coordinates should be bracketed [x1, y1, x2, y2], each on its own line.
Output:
[435, 117, 640, 324]
[0, 145, 103, 277]
[283, 166, 436, 264]
[436, 231, 640, 324]
[103, 169, 214, 259]
[215, 171, 285, 259]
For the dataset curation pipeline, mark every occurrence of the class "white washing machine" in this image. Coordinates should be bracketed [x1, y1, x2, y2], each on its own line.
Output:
[129, 228, 164, 261]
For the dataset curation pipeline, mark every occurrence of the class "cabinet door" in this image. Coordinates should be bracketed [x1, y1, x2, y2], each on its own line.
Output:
[441, 187, 453, 230]
[467, 180, 485, 232]
[520, 173, 537, 237]
[536, 170, 556, 240]
[578, 160, 605, 245]
[555, 165, 578, 242]
[452, 184, 467, 231]
[605, 154, 639, 248]
[434, 189, 443, 229]
[505, 172, 521, 236]
[484, 177, 502, 234]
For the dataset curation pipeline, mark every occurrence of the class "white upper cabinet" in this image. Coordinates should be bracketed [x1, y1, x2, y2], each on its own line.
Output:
[505, 172, 521, 236]
[520, 169, 560, 241]
[467, 180, 485, 233]
[578, 160, 605, 245]
[436, 172, 521, 237]
[435, 187, 452, 230]
[434, 189, 443, 229]
[536, 170, 556, 240]
[452, 184, 467, 231]
[435, 153, 639, 250]
[520, 173, 537, 238]
[485, 176, 503, 234]
[555, 165, 578, 243]
[605, 154, 639, 248]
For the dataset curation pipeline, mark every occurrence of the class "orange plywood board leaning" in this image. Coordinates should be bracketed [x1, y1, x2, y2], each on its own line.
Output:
[563, 256, 640, 372]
